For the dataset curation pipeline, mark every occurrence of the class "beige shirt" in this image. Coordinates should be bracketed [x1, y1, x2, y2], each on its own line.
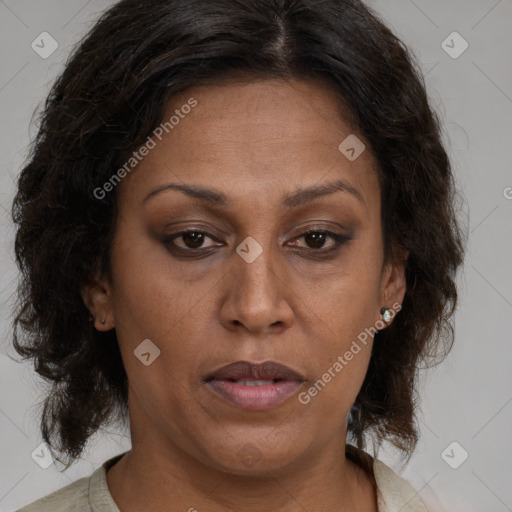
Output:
[17, 450, 429, 511]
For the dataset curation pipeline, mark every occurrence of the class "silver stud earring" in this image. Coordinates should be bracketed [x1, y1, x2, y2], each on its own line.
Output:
[380, 307, 393, 324]
[100, 318, 106, 324]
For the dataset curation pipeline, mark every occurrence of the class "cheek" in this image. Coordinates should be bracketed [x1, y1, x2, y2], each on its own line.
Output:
[108, 223, 190, 342]
[298, 244, 382, 416]
[313, 243, 383, 347]
[297, 307, 375, 431]
[106, 232, 203, 414]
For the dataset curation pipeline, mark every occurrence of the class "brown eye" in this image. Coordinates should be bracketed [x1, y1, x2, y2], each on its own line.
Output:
[163, 228, 351, 259]
[180, 231, 206, 249]
[165, 230, 219, 250]
[293, 230, 351, 251]
[303, 231, 328, 249]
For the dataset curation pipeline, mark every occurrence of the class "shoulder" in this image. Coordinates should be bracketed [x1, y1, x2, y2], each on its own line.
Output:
[346, 444, 430, 512]
[16, 452, 126, 512]
[16, 473, 92, 512]
[373, 458, 430, 512]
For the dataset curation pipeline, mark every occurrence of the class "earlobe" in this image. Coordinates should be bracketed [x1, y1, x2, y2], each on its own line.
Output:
[80, 276, 114, 331]
[380, 247, 408, 319]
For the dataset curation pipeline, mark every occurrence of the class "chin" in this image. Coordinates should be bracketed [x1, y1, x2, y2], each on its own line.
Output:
[195, 429, 310, 476]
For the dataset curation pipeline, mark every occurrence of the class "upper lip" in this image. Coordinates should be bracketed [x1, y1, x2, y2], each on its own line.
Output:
[204, 360, 306, 382]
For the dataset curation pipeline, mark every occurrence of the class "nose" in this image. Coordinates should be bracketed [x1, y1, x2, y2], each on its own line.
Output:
[219, 238, 295, 336]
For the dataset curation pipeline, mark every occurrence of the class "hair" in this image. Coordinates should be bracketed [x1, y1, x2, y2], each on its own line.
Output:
[11, 0, 465, 470]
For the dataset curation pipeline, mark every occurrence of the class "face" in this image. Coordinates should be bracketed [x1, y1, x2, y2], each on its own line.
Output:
[83, 77, 406, 474]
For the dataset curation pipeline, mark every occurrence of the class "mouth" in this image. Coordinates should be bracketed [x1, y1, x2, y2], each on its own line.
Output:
[203, 360, 306, 411]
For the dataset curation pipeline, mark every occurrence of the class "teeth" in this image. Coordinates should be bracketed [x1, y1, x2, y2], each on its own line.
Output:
[236, 379, 275, 386]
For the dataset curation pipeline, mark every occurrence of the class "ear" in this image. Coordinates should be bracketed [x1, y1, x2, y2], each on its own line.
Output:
[80, 274, 115, 331]
[378, 245, 408, 321]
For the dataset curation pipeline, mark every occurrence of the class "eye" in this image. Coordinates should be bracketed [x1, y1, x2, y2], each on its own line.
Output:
[164, 230, 220, 251]
[163, 228, 351, 257]
[291, 229, 351, 252]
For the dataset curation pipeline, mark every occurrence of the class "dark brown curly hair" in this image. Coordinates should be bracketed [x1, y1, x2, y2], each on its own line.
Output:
[11, 0, 465, 470]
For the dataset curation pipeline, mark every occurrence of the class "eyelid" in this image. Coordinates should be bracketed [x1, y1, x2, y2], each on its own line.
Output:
[290, 228, 352, 250]
[163, 229, 222, 250]
[163, 226, 352, 254]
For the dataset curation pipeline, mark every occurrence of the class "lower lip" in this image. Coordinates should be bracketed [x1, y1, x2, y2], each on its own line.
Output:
[205, 379, 303, 410]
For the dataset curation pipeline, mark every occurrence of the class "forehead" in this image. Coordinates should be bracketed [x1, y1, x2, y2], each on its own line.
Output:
[164, 77, 362, 154]
[118, 77, 379, 212]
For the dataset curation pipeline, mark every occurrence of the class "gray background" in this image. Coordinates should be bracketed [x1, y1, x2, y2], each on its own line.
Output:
[1, 1, 511, 511]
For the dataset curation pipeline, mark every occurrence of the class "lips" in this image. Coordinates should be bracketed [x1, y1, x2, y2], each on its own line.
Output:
[205, 360, 305, 382]
[204, 360, 306, 411]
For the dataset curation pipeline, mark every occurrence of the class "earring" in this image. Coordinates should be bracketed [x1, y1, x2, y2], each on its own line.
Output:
[380, 307, 393, 324]
[89, 315, 106, 325]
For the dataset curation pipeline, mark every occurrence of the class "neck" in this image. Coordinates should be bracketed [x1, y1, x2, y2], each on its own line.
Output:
[106, 394, 377, 512]
[107, 437, 377, 512]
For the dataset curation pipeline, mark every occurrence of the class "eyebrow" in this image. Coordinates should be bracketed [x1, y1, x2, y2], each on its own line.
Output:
[142, 179, 364, 208]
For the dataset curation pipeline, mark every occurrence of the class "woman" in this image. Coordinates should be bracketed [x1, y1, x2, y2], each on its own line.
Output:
[12, 0, 465, 510]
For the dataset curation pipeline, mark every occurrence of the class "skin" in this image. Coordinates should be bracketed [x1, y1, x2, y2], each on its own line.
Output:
[82, 77, 407, 512]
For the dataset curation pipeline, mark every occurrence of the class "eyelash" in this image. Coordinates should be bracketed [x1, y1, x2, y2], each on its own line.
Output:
[163, 228, 352, 257]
